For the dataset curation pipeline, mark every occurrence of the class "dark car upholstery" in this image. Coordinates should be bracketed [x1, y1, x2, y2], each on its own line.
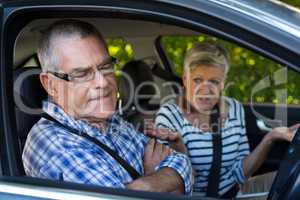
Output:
[119, 60, 159, 131]
[13, 67, 47, 175]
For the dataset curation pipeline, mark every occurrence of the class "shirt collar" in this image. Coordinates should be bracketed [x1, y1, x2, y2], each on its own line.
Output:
[42, 100, 120, 137]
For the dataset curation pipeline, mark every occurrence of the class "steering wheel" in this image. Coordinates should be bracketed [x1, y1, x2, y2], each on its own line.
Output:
[268, 128, 300, 200]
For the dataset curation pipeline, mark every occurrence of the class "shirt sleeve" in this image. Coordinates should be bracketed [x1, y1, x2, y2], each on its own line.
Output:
[218, 102, 251, 195]
[231, 102, 250, 184]
[39, 149, 126, 188]
[155, 151, 194, 195]
[155, 104, 182, 132]
[123, 106, 193, 194]
[133, 128, 193, 195]
[130, 122, 193, 194]
[154, 105, 193, 194]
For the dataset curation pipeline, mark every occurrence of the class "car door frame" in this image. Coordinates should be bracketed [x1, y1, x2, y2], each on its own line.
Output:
[1, 0, 300, 198]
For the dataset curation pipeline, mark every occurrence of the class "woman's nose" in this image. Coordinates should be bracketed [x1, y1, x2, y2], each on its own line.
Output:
[198, 82, 215, 94]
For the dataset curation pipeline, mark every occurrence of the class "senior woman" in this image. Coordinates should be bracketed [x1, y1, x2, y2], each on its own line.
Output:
[148, 42, 299, 198]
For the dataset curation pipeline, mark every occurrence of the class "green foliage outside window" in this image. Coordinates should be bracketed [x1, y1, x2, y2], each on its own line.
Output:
[162, 0, 300, 105]
[280, 0, 300, 8]
[106, 36, 300, 105]
[106, 38, 134, 77]
[162, 35, 300, 105]
[106, 1, 300, 105]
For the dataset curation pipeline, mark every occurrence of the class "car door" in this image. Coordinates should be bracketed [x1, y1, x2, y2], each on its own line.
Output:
[0, 1, 3, 179]
[0, 1, 225, 200]
[154, 0, 300, 176]
[156, 33, 300, 176]
[0, 0, 300, 200]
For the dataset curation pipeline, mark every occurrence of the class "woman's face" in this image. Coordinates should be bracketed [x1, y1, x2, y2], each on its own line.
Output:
[183, 65, 225, 112]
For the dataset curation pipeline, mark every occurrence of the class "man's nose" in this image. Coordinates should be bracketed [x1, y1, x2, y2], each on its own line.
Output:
[91, 70, 108, 88]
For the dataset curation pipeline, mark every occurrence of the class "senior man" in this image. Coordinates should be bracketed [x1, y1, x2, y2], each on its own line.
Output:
[22, 20, 193, 194]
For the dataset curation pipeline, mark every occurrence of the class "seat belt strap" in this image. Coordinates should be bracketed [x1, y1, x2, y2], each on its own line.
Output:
[207, 104, 222, 197]
[41, 113, 141, 180]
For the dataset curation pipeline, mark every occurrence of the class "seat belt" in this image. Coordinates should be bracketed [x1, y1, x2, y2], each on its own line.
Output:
[41, 113, 141, 180]
[206, 104, 222, 197]
[206, 104, 239, 198]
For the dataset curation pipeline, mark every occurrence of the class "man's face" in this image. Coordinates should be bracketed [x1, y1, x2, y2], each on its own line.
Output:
[183, 65, 225, 112]
[52, 36, 117, 120]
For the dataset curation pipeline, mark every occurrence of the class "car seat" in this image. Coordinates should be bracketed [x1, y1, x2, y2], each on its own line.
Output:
[119, 60, 160, 132]
[13, 67, 48, 175]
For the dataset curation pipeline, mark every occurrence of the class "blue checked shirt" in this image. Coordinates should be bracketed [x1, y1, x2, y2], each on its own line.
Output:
[22, 101, 193, 194]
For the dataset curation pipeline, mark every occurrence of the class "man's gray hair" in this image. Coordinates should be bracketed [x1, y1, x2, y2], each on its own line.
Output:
[37, 19, 106, 72]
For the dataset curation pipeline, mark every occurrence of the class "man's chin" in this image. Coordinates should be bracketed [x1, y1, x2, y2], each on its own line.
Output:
[92, 110, 115, 119]
[78, 109, 115, 120]
[78, 101, 116, 119]
[87, 102, 116, 117]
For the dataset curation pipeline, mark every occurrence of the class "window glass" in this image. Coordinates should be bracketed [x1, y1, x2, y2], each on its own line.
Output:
[106, 38, 134, 77]
[161, 35, 300, 105]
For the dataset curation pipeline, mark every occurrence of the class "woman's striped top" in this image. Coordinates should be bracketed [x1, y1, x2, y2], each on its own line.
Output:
[155, 97, 250, 196]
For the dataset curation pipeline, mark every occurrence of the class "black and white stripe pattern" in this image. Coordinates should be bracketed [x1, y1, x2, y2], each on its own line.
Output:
[155, 97, 250, 196]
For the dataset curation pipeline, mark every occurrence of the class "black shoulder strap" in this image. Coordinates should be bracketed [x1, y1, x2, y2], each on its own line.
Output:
[206, 104, 222, 197]
[206, 104, 239, 198]
[41, 113, 141, 180]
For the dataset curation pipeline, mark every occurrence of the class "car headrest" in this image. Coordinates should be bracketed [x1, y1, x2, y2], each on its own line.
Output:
[13, 67, 48, 152]
[119, 60, 156, 109]
[14, 67, 47, 110]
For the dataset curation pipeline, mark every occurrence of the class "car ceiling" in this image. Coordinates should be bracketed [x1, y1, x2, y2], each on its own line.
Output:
[14, 18, 198, 68]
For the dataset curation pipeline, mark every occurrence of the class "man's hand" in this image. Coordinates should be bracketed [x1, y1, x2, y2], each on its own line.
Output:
[145, 127, 187, 154]
[143, 139, 172, 176]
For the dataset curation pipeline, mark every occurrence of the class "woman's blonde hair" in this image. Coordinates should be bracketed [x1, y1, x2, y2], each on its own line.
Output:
[183, 42, 230, 75]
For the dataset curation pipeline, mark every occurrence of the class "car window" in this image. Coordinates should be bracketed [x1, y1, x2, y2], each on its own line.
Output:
[107, 38, 134, 77]
[5, 3, 299, 198]
[160, 35, 300, 197]
[16, 37, 134, 71]
[161, 35, 300, 105]
[0, 157, 2, 176]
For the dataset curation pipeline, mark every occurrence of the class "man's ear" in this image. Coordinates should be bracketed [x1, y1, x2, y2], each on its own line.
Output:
[40, 73, 56, 97]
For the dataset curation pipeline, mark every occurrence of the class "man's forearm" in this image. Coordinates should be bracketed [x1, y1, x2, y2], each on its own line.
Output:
[126, 167, 184, 194]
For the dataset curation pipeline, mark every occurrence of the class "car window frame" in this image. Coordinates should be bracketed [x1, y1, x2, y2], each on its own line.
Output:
[0, 176, 191, 200]
[155, 34, 300, 105]
[1, 0, 300, 199]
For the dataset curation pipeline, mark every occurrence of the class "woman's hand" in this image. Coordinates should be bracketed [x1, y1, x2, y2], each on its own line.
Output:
[243, 123, 300, 178]
[144, 124, 187, 154]
[265, 123, 300, 143]
[143, 139, 172, 176]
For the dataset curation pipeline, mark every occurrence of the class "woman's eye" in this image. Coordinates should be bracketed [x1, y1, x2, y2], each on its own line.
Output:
[210, 80, 220, 85]
[193, 78, 203, 84]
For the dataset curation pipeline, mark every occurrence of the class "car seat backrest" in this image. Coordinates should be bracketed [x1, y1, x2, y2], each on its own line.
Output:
[13, 67, 48, 175]
[119, 60, 159, 131]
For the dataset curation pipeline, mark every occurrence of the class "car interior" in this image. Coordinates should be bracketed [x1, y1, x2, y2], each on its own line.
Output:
[5, 14, 300, 199]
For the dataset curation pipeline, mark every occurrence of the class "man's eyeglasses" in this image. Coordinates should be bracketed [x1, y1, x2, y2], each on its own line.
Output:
[47, 57, 117, 83]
